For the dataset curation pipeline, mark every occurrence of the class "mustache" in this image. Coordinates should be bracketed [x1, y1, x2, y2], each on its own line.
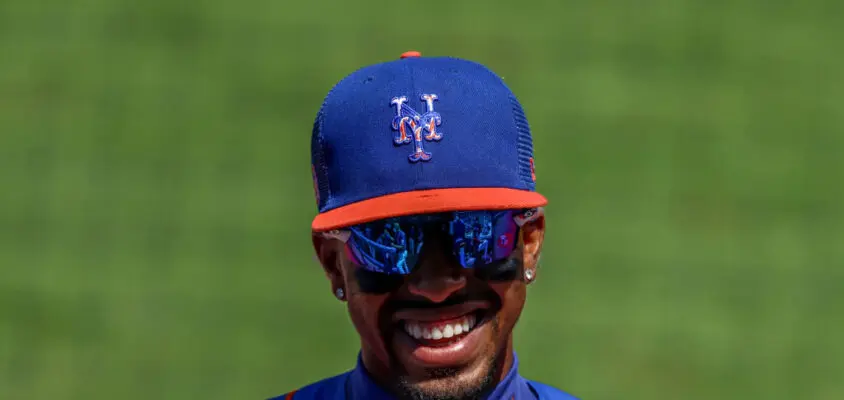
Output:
[389, 294, 473, 311]
[386, 290, 502, 314]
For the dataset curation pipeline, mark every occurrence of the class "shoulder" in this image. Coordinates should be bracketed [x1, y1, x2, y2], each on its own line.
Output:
[527, 379, 581, 400]
[267, 372, 349, 400]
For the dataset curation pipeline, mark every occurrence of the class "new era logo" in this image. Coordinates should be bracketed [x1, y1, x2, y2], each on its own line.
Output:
[391, 94, 443, 162]
[497, 233, 513, 248]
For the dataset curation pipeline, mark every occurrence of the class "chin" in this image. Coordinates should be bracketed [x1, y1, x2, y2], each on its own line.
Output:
[391, 331, 504, 400]
[396, 359, 496, 400]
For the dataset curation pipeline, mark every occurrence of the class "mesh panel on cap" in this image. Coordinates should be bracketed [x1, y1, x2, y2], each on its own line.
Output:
[511, 94, 536, 190]
[311, 98, 332, 210]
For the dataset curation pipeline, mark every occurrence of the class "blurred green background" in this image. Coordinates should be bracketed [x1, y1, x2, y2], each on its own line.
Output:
[1, 0, 842, 399]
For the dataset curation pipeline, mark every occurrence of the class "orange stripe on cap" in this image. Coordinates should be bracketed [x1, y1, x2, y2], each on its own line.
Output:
[285, 390, 297, 400]
[311, 187, 547, 232]
[400, 50, 422, 58]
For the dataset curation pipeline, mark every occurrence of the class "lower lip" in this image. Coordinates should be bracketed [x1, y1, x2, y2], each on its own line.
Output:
[393, 317, 488, 368]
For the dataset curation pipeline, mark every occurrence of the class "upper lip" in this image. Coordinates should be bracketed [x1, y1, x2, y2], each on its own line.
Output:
[392, 300, 490, 323]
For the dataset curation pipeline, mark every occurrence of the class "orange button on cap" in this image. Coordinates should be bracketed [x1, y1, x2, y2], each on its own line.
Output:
[400, 51, 422, 59]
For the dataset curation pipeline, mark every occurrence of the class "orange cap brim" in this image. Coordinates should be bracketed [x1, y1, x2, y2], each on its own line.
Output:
[311, 188, 547, 232]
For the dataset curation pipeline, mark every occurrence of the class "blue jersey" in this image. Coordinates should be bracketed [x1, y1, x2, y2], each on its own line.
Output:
[269, 353, 578, 400]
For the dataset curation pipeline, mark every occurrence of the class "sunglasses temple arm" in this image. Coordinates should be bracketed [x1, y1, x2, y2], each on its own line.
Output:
[513, 207, 544, 227]
[321, 230, 352, 243]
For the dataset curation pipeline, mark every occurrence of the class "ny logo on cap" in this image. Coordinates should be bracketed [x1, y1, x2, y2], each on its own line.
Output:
[391, 94, 443, 162]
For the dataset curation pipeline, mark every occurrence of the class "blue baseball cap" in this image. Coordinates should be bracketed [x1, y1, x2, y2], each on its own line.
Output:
[310, 51, 547, 232]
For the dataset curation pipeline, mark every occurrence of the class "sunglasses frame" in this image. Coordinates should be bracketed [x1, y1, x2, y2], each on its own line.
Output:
[320, 208, 544, 273]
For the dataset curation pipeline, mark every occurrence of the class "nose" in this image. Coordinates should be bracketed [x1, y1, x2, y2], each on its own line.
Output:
[406, 243, 467, 303]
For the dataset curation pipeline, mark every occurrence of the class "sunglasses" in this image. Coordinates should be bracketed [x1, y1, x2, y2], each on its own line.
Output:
[322, 208, 542, 276]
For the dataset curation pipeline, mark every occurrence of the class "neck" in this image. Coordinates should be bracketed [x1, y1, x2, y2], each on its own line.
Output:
[494, 335, 515, 382]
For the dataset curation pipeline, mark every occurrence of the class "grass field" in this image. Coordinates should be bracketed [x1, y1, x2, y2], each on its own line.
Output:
[1, 1, 842, 399]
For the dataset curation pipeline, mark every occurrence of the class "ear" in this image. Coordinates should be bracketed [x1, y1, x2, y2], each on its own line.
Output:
[520, 212, 545, 282]
[312, 232, 347, 300]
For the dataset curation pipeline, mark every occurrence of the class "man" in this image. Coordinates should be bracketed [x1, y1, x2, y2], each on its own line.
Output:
[272, 51, 578, 399]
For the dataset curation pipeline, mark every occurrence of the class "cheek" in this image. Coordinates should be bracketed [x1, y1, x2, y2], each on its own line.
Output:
[489, 281, 528, 329]
[347, 297, 380, 341]
[340, 263, 388, 338]
[344, 280, 388, 338]
[345, 288, 393, 363]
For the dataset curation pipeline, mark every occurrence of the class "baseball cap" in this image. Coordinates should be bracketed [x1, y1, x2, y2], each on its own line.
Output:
[310, 51, 547, 232]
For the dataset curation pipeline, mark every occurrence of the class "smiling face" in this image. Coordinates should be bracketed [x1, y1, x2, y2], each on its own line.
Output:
[313, 213, 545, 400]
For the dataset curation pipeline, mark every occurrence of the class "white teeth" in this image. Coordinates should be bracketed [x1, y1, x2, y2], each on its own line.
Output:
[405, 323, 424, 339]
[431, 327, 443, 340]
[404, 314, 481, 341]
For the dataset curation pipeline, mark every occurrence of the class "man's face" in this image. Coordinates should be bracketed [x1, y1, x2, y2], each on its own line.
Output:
[314, 214, 545, 400]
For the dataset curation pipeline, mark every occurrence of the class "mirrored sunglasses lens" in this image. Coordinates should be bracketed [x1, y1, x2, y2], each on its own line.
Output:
[349, 221, 425, 274]
[449, 211, 518, 268]
[347, 210, 521, 273]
